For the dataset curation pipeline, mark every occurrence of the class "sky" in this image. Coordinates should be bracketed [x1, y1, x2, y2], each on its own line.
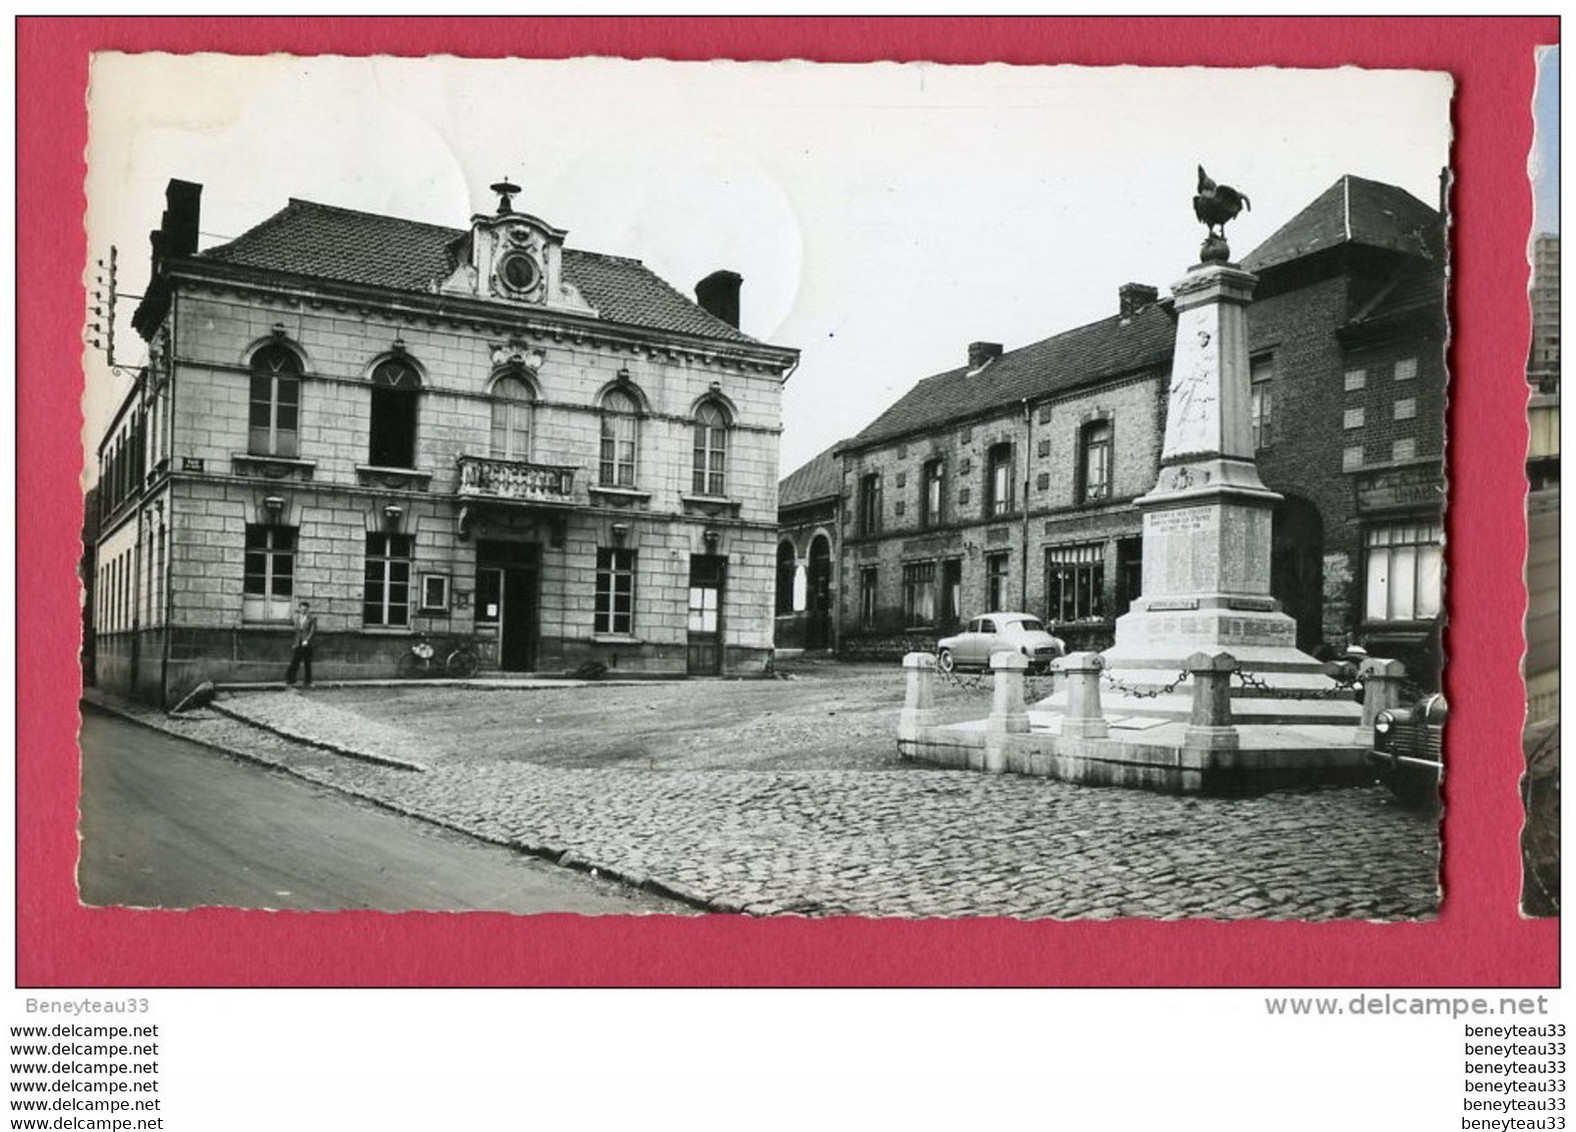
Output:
[1532, 45, 1559, 235]
[85, 55, 1454, 480]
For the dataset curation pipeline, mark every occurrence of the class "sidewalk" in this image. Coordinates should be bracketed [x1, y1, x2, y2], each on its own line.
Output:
[82, 684, 1441, 921]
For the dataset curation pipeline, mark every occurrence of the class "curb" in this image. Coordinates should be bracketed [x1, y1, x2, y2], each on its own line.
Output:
[81, 696, 738, 917]
[207, 701, 430, 773]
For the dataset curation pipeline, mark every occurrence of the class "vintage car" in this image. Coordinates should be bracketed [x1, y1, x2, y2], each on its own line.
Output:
[1367, 692, 1447, 808]
[936, 613, 1067, 674]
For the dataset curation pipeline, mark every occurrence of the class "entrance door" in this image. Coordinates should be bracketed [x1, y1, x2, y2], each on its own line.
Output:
[806, 535, 833, 650]
[500, 567, 539, 670]
[687, 554, 726, 675]
[478, 540, 540, 672]
[1271, 496, 1325, 654]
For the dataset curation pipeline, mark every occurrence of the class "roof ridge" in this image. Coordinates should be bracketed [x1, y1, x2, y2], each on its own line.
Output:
[283, 197, 467, 237]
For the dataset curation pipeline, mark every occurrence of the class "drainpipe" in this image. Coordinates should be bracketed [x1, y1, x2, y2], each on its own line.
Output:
[1020, 398, 1032, 611]
[159, 295, 178, 708]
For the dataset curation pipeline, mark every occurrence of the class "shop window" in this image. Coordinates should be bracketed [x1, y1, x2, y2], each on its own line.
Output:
[1045, 542, 1106, 623]
[902, 561, 937, 627]
[248, 344, 301, 458]
[599, 387, 641, 487]
[1363, 521, 1443, 622]
[363, 531, 413, 627]
[368, 358, 421, 468]
[595, 548, 636, 635]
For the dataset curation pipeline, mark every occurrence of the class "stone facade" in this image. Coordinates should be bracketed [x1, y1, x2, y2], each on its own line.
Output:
[94, 180, 797, 702]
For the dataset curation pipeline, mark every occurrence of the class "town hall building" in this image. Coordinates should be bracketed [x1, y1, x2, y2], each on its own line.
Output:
[93, 178, 798, 702]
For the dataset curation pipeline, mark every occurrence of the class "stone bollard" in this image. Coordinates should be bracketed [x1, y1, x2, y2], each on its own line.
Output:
[1054, 651, 1108, 739]
[1355, 657, 1407, 745]
[898, 652, 938, 756]
[984, 651, 1030, 773]
[1183, 651, 1238, 751]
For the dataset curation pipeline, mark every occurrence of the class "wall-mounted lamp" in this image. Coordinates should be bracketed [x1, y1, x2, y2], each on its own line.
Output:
[703, 528, 720, 548]
[263, 495, 285, 515]
[709, 380, 723, 395]
[610, 522, 630, 543]
[615, 366, 632, 385]
[383, 504, 404, 530]
[271, 322, 287, 338]
[392, 336, 407, 354]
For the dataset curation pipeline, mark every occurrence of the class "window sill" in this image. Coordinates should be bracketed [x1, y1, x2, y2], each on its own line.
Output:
[232, 452, 317, 479]
[361, 625, 416, 635]
[589, 484, 652, 502]
[681, 493, 741, 517]
[355, 465, 433, 491]
[591, 633, 643, 645]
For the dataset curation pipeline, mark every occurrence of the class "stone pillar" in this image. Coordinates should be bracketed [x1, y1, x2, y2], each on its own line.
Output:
[1183, 651, 1238, 751]
[1055, 651, 1108, 739]
[1355, 657, 1408, 745]
[984, 651, 1030, 773]
[898, 652, 938, 755]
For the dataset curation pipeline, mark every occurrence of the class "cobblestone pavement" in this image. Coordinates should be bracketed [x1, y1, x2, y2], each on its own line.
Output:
[86, 674, 1441, 921]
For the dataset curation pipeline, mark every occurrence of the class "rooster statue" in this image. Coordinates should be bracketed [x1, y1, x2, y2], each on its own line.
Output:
[1193, 165, 1251, 238]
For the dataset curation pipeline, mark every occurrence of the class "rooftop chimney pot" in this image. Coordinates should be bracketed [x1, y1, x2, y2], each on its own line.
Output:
[967, 342, 1004, 371]
[695, 270, 743, 329]
[1119, 283, 1159, 318]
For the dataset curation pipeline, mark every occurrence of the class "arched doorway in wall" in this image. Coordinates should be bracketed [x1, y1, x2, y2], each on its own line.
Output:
[1271, 494, 1325, 654]
[806, 534, 833, 651]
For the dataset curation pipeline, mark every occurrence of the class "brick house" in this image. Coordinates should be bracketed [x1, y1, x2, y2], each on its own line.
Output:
[93, 179, 798, 702]
[821, 175, 1446, 683]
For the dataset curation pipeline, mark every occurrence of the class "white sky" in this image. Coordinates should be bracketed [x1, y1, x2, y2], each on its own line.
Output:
[85, 54, 1453, 479]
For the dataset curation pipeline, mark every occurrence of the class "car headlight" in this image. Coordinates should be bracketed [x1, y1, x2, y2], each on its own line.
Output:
[1374, 717, 1393, 735]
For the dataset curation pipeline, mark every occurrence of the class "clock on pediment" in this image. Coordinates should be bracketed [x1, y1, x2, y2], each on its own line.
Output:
[492, 224, 546, 302]
[438, 177, 596, 316]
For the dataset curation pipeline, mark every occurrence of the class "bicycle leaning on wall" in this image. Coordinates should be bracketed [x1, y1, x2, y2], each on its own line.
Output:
[397, 633, 480, 680]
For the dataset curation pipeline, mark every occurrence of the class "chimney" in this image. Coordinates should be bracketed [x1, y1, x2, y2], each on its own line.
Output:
[695, 270, 743, 329]
[161, 179, 203, 258]
[967, 341, 1003, 371]
[1119, 283, 1159, 318]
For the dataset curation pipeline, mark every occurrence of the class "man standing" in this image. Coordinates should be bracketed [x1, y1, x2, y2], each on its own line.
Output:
[285, 600, 318, 688]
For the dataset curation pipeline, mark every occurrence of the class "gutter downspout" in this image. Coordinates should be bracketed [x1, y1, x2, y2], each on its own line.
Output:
[159, 295, 177, 708]
[1020, 398, 1032, 611]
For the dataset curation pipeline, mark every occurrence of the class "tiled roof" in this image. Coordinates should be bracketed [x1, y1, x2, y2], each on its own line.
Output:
[199, 198, 759, 344]
[1242, 175, 1440, 273]
[843, 304, 1176, 451]
[779, 442, 844, 509]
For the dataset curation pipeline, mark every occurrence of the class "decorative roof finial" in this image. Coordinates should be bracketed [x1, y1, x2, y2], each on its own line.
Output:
[490, 177, 521, 215]
[1193, 165, 1252, 263]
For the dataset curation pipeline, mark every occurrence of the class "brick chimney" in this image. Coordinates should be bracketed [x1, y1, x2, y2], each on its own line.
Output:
[695, 270, 743, 329]
[133, 179, 203, 341]
[967, 341, 1003, 371]
[1119, 283, 1159, 318]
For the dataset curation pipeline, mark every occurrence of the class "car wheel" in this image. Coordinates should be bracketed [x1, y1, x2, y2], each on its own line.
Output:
[937, 648, 955, 674]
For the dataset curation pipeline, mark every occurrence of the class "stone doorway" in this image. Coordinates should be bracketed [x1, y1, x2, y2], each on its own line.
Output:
[806, 535, 833, 650]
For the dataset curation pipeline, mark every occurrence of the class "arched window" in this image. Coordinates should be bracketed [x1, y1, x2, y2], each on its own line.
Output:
[599, 388, 640, 487]
[249, 344, 302, 458]
[368, 357, 421, 468]
[489, 374, 535, 461]
[692, 400, 730, 496]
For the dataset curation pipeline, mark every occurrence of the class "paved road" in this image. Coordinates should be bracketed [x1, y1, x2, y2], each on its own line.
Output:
[77, 708, 683, 915]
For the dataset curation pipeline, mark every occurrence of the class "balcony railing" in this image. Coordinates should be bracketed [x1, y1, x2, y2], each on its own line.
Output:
[455, 454, 576, 505]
